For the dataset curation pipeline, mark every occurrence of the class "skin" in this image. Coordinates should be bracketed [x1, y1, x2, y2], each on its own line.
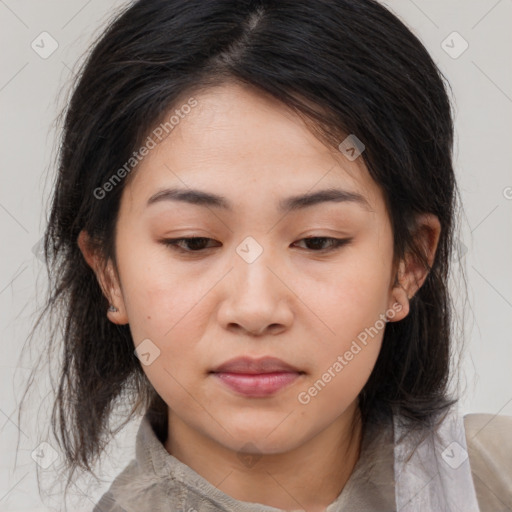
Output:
[79, 82, 440, 511]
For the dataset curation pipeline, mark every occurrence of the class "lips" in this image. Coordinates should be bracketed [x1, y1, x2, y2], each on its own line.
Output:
[210, 356, 303, 375]
[210, 356, 305, 397]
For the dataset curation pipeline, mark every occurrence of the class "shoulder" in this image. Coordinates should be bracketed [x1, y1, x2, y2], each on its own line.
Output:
[92, 459, 138, 511]
[464, 413, 512, 511]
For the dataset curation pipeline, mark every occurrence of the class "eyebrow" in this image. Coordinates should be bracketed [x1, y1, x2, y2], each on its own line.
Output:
[146, 187, 372, 212]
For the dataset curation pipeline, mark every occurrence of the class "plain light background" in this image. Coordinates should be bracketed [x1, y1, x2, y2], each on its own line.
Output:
[1, 0, 511, 510]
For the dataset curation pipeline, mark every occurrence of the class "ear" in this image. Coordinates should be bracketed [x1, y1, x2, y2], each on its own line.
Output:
[387, 213, 441, 322]
[77, 230, 129, 325]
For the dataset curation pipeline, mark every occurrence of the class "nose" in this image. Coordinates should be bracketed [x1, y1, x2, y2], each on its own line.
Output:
[216, 248, 294, 337]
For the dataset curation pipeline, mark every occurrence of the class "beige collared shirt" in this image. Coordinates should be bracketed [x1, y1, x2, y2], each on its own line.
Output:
[93, 411, 512, 511]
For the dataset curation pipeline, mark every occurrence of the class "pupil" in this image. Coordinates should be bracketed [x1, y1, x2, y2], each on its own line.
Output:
[307, 237, 324, 250]
[189, 238, 207, 250]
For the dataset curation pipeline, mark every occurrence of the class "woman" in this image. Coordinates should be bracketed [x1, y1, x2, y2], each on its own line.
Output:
[23, 0, 512, 510]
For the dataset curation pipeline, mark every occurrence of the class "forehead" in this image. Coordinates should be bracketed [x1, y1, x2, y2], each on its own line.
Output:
[122, 82, 384, 216]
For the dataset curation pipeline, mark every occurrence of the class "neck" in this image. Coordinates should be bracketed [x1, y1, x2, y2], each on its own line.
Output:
[164, 402, 363, 512]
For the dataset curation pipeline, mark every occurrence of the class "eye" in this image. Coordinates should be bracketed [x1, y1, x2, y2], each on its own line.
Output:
[161, 237, 220, 253]
[292, 236, 352, 252]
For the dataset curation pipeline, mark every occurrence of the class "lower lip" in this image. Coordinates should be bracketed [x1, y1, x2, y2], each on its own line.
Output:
[212, 372, 302, 397]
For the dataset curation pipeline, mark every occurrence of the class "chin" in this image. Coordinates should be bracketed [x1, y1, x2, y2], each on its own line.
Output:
[219, 421, 303, 454]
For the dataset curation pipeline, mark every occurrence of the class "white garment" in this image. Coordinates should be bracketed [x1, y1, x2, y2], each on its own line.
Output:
[394, 405, 480, 511]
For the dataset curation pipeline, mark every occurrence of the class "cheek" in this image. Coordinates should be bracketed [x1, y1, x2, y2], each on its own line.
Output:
[302, 253, 389, 394]
[116, 255, 217, 406]
[307, 259, 390, 345]
[118, 244, 209, 340]
[296, 332, 383, 419]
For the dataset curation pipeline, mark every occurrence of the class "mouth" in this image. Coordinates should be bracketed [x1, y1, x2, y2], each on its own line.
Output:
[209, 356, 306, 397]
[210, 355, 304, 374]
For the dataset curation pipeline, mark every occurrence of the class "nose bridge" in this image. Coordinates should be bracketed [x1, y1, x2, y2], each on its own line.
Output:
[216, 234, 293, 334]
[232, 235, 280, 298]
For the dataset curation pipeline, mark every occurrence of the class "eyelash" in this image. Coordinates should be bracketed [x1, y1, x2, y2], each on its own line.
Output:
[161, 236, 352, 255]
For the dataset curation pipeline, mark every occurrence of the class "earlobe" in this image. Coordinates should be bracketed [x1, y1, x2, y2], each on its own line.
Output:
[77, 230, 129, 325]
[387, 260, 410, 322]
[388, 293, 410, 322]
[106, 300, 128, 324]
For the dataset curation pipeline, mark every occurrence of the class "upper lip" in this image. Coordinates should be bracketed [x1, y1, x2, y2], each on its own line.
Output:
[210, 356, 303, 374]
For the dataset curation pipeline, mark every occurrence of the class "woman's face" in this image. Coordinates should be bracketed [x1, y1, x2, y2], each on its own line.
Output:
[84, 82, 420, 455]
